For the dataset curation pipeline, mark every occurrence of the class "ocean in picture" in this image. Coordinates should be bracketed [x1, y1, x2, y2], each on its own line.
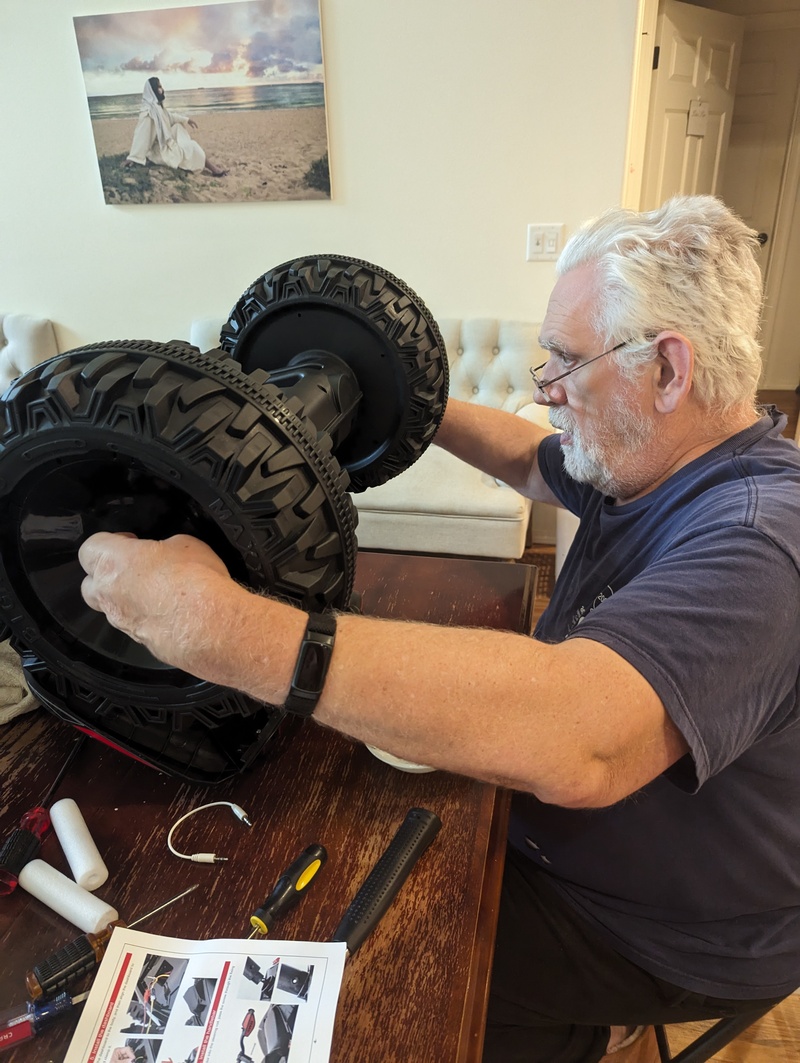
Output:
[87, 81, 326, 121]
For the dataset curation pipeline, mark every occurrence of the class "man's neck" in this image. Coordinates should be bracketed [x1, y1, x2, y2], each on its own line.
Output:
[615, 404, 760, 505]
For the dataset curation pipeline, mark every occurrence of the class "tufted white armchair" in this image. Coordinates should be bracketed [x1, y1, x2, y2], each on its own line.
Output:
[189, 316, 577, 562]
[0, 314, 59, 393]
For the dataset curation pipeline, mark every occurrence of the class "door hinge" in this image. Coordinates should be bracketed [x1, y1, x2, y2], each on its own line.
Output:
[653, 45, 660, 70]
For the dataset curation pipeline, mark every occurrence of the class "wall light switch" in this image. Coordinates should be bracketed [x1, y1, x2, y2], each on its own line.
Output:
[526, 223, 564, 261]
[527, 226, 544, 258]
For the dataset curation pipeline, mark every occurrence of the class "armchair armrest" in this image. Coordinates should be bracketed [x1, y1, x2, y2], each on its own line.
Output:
[0, 314, 59, 392]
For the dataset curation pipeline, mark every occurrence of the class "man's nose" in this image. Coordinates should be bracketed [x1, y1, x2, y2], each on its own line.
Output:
[534, 381, 567, 407]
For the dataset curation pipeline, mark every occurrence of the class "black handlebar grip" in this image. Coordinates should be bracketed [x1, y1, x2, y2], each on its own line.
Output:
[331, 807, 442, 955]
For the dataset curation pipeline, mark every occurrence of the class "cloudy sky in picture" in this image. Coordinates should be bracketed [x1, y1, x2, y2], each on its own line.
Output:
[74, 0, 323, 97]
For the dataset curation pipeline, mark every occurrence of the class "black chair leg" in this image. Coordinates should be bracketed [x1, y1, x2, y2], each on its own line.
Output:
[655, 999, 779, 1063]
[655, 1024, 672, 1060]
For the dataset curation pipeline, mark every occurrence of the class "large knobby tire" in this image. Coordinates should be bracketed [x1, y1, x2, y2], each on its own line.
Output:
[0, 341, 356, 781]
[218, 254, 449, 492]
[18, 651, 293, 784]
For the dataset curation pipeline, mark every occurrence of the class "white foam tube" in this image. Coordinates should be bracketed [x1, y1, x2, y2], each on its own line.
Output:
[49, 797, 109, 890]
[18, 860, 118, 934]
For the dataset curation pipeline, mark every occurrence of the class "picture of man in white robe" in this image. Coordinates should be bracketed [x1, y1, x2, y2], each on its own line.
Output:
[124, 78, 227, 177]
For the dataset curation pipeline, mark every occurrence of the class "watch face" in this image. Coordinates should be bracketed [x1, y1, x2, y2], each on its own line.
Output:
[285, 617, 336, 715]
[294, 640, 330, 695]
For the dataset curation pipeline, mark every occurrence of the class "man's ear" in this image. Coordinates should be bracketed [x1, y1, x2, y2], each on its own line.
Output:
[651, 332, 693, 413]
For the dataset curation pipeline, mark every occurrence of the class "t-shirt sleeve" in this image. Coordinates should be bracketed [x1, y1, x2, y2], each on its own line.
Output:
[566, 525, 800, 791]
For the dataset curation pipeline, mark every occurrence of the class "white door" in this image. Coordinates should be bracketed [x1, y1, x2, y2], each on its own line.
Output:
[640, 0, 744, 210]
[726, 24, 800, 391]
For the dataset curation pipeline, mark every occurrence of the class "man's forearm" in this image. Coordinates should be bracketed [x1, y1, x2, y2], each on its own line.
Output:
[235, 598, 681, 811]
[206, 591, 590, 800]
[435, 397, 548, 495]
[79, 534, 682, 810]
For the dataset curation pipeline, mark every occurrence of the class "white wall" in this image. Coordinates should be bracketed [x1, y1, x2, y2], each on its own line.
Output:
[0, 0, 639, 352]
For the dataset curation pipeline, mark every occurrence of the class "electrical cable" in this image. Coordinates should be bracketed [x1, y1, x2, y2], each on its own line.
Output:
[166, 802, 252, 864]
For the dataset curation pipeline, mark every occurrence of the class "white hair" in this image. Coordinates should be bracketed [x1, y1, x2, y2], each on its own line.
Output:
[557, 195, 764, 411]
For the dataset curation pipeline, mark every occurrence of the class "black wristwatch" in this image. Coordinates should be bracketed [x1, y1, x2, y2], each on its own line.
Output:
[283, 612, 337, 717]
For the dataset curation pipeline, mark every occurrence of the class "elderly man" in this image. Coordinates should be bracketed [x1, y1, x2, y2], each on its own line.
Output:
[79, 196, 800, 1062]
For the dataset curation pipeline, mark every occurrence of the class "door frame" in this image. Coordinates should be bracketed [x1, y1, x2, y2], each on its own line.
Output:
[759, 74, 800, 386]
[622, 0, 660, 209]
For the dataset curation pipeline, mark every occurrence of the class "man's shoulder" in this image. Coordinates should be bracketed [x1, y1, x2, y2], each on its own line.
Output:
[662, 418, 800, 516]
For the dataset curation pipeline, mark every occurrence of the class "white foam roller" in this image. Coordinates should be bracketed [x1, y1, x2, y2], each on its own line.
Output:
[18, 860, 118, 934]
[49, 797, 109, 890]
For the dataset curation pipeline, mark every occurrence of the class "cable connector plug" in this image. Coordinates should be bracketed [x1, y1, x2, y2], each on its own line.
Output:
[231, 804, 252, 828]
[189, 853, 229, 864]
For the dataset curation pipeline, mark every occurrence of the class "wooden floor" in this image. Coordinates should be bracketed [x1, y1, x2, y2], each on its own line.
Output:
[529, 390, 800, 1062]
[604, 999, 800, 1062]
[657, 1000, 800, 1061]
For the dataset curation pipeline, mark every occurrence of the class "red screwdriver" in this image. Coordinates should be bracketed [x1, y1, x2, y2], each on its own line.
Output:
[0, 736, 86, 895]
[0, 991, 89, 1053]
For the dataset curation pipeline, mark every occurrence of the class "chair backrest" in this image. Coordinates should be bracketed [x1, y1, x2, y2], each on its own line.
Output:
[438, 318, 541, 415]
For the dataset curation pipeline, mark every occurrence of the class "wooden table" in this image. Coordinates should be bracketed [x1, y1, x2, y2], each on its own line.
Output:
[0, 551, 536, 1063]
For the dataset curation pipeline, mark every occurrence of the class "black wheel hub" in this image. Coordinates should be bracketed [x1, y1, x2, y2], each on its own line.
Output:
[220, 255, 448, 491]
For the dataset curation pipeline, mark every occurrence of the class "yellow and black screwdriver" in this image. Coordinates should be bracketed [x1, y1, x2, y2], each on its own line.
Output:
[247, 843, 327, 938]
[26, 884, 199, 1000]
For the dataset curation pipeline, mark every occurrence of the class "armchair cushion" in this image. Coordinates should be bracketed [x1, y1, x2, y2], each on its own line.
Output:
[353, 445, 532, 557]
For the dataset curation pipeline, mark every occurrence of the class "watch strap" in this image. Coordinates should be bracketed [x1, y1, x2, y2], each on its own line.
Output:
[284, 612, 337, 717]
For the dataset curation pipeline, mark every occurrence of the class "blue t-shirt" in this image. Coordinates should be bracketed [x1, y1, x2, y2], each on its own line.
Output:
[508, 408, 800, 998]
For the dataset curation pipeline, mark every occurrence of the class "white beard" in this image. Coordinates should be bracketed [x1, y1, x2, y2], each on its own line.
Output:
[548, 390, 661, 499]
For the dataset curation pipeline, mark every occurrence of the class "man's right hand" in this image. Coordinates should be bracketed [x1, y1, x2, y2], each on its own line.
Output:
[78, 532, 235, 673]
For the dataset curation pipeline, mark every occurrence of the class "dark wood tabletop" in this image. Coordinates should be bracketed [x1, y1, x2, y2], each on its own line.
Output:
[0, 551, 536, 1063]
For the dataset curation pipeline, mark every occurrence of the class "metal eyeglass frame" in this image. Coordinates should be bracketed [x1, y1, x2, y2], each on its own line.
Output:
[529, 339, 630, 393]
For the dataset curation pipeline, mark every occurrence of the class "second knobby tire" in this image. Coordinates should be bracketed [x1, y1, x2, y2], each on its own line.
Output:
[0, 339, 356, 718]
[218, 254, 449, 492]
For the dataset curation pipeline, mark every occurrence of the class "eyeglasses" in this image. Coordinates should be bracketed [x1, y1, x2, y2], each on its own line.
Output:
[529, 339, 630, 393]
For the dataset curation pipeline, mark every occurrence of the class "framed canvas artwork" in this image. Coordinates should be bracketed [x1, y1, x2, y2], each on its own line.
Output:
[73, 0, 331, 205]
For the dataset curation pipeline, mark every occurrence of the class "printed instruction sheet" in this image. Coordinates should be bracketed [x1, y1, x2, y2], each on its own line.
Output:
[63, 928, 347, 1063]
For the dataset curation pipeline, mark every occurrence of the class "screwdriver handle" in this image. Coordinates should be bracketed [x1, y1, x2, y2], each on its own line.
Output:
[0, 991, 82, 1052]
[26, 920, 125, 1000]
[0, 737, 84, 899]
[0, 829, 42, 896]
[331, 807, 442, 956]
[250, 843, 328, 935]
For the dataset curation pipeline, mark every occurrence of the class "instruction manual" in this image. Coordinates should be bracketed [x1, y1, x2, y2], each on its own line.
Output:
[63, 927, 347, 1063]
